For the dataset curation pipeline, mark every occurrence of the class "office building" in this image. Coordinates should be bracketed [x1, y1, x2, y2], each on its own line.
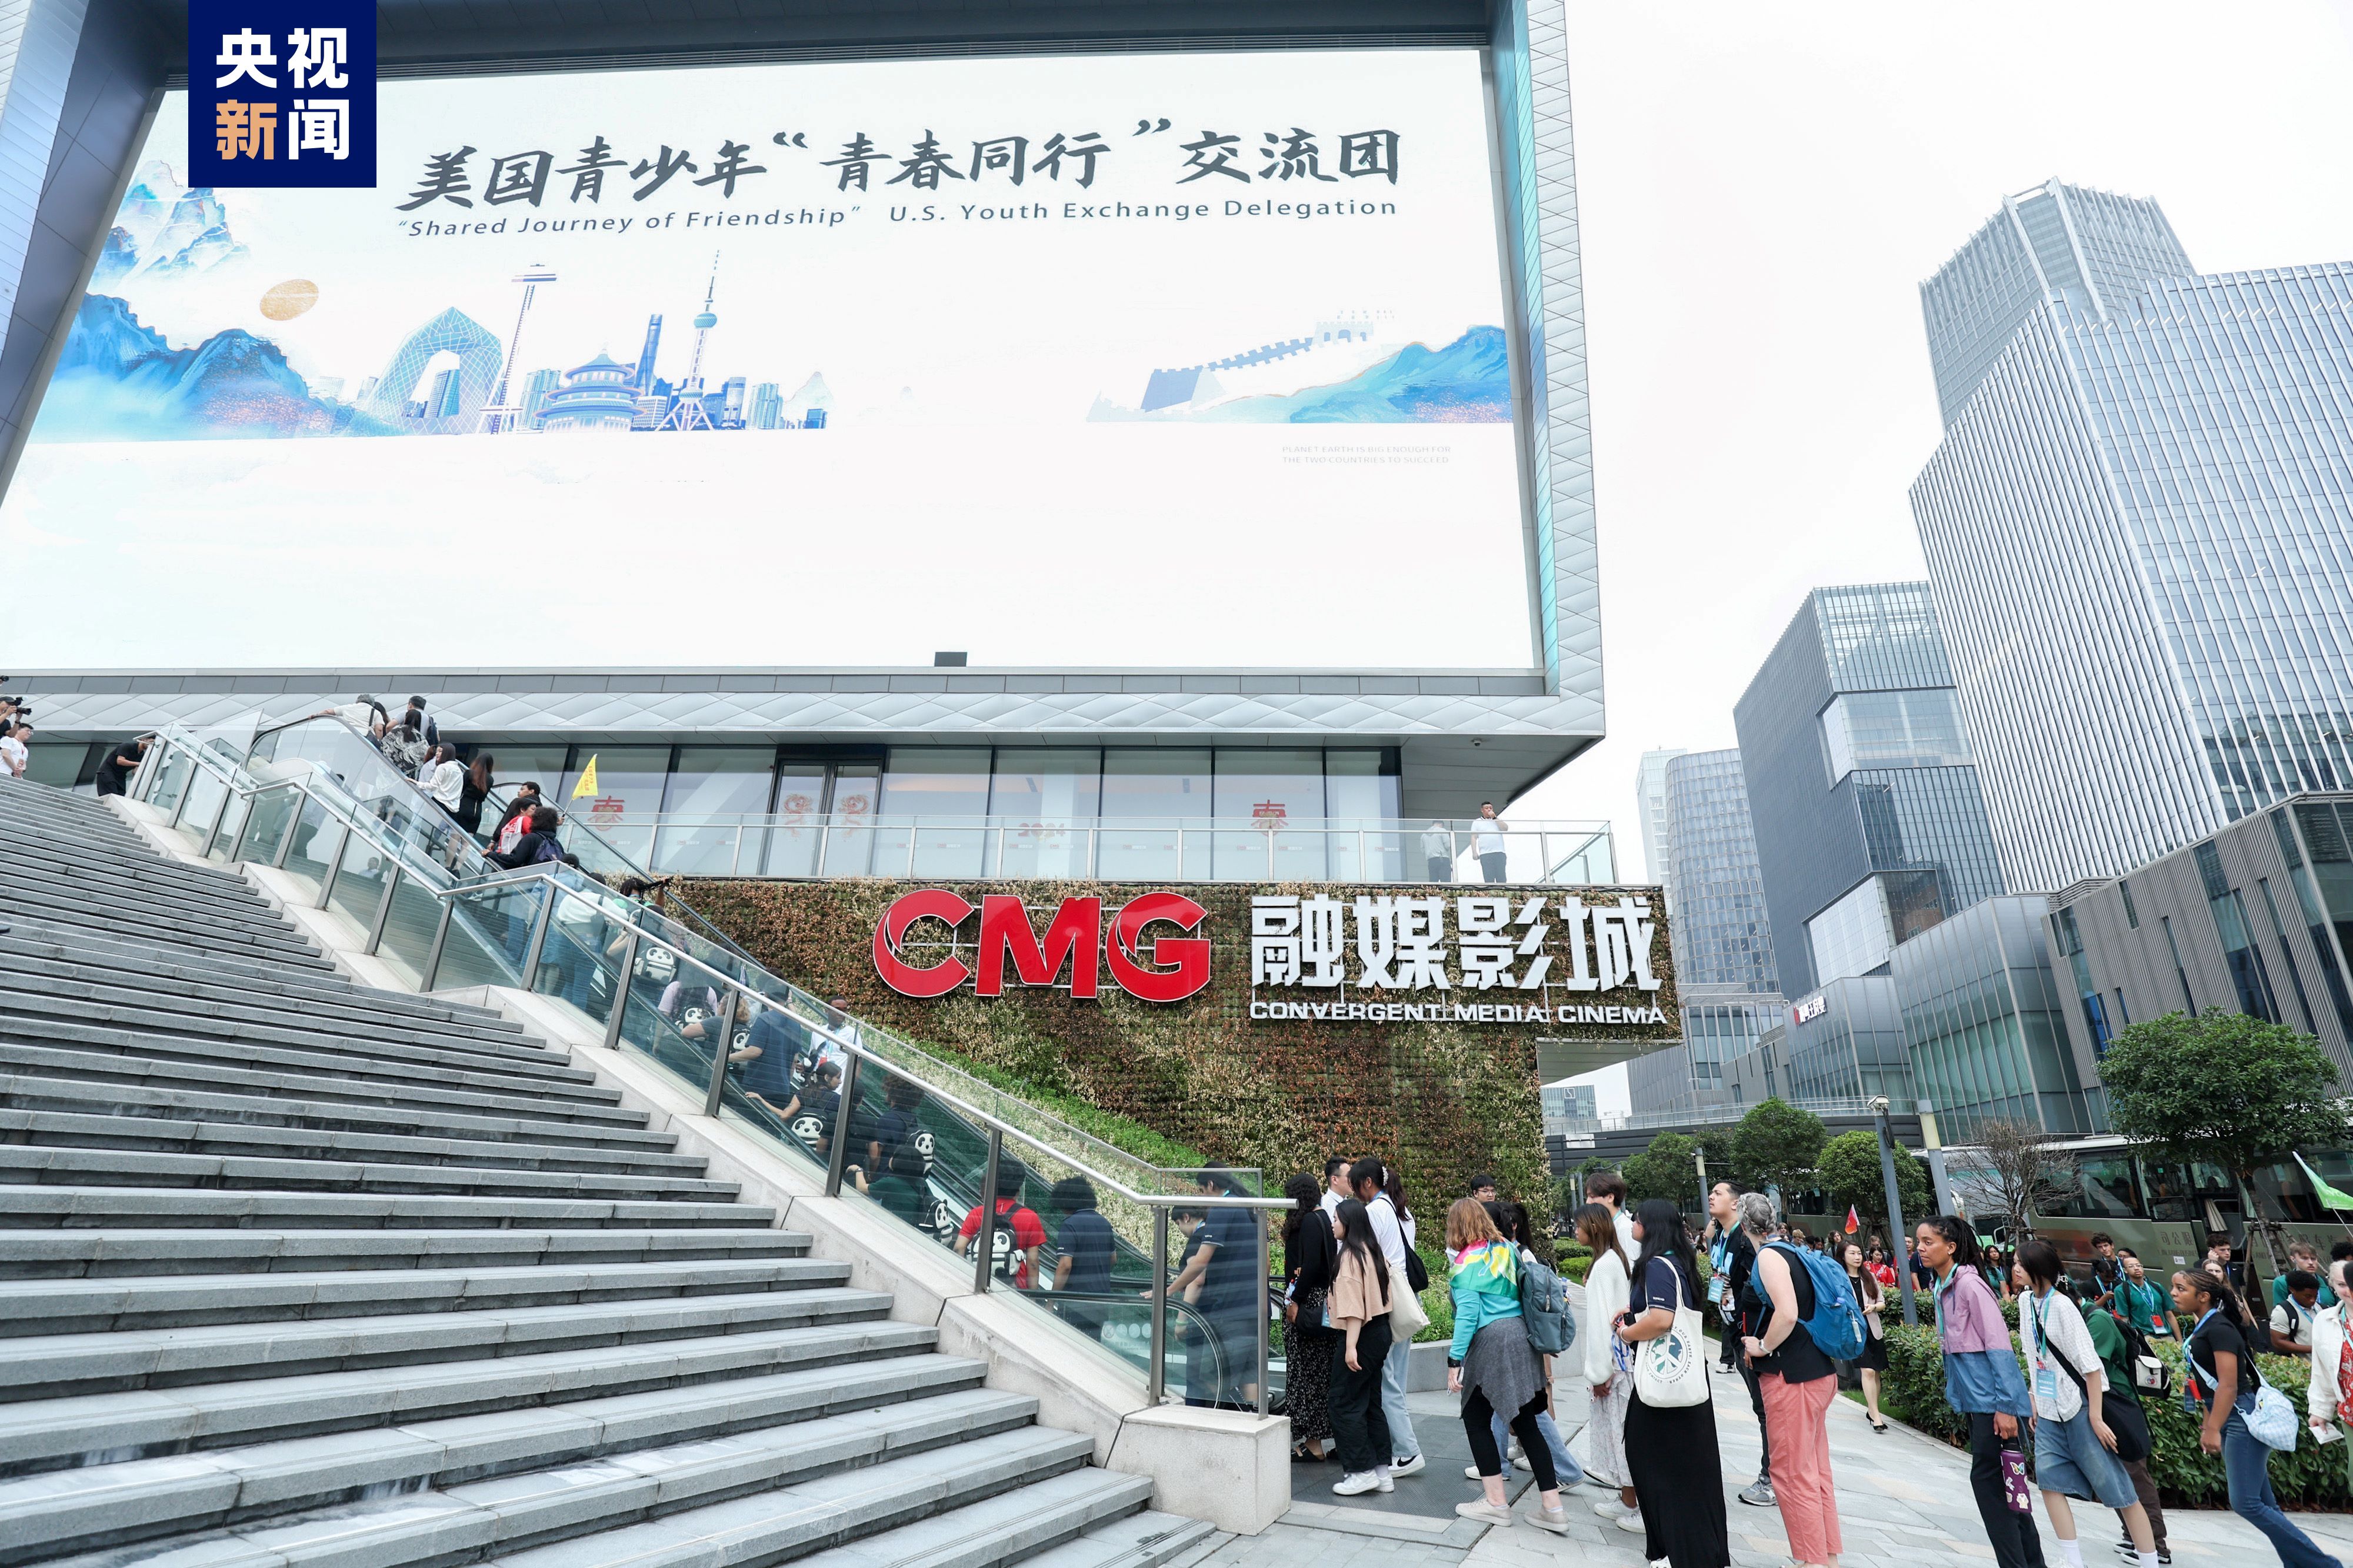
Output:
[1891, 893, 2088, 1140]
[1912, 179, 2353, 893]
[1631, 748, 1782, 1115]
[1635, 747, 1685, 905]
[751, 382, 782, 431]
[1729, 977, 1912, 1110]
[2049, 796, 2353, 1093]
[1734, 582, 2004, 997]
[1541, 1082, 1597, 1141]
[520, 368, 559, 429]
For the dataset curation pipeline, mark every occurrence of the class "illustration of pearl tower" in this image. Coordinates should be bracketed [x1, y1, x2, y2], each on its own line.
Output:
[656, 252, 721, 432]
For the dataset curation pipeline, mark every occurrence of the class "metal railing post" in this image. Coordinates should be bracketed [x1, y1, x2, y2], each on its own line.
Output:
[516, 881, 558, 991]
[364, 865, 401, 955]
[824, 1049, 864, 1197]
[1148, 1205, 1170, 1404]
[421, 895, 456, 990]
[224, 795, 255, 863]
[1254, 1203, 1271, 1415]
[701, 986, 741, 1116]
[273, 793, 301, 868]
[168, 768, 196, 830]
[604, 928, 639, 1050]
[973, 1128, 1002, 1296]
[315, 822, 352, 909]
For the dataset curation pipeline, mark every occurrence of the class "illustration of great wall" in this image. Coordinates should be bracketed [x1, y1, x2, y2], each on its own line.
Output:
[1136, 312, 1391, 411]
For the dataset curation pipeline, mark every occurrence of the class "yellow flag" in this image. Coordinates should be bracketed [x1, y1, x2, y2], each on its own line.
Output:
[571, 755, 599, 799]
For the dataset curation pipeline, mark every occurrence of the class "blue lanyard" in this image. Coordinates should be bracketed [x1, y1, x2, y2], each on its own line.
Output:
[2028, 1289, 2053, 1367]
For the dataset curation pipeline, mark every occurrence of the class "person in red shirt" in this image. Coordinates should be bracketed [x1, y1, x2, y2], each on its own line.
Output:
[1865, 1247, 1899, 1290]
[955, 1162, 1046, 1288]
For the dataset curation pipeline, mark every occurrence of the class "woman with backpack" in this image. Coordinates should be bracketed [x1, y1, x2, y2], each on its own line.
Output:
[1917, 1215, 2044, 1568]
[1445, 1198, 1569, 1534]
[1737, 1192, 1842, 1568]
[1615, 1198, 1731, 1568]
[1467, 1203, 1584, 1493]
[1576, 1200, 1641, 1531]
[2175, 1267, 2341, 1568]
[2015, 1240, 2162, 1568]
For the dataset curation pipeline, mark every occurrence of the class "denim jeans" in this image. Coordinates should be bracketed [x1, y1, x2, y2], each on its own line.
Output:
[1489, 1404, 1584, 1488]
[2222, 1402, 2342, 1568]
[1381, 1335, 1420, 1460]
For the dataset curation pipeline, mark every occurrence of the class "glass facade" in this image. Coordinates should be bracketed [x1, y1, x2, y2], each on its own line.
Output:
[1637, 748, 1687, 906]
[1914, 181, 2353, 893]
[1662, 750, 1778, 992]
[1901, 895, 2090, 1140]
[1728, 975, 1912, 1107]
[1734, 582, 2005, 996]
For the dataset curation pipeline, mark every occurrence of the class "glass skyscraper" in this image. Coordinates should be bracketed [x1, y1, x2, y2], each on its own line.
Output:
[1628, 748, 1782, 1115]
[1636, 747, 1687, 907]
[1912, 178, 2353, 893]
[1733, 583, 2006, 997]
[1892, 893, 2090, 1141]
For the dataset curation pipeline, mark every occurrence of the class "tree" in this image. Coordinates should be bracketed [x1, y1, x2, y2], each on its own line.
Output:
[1817, 1128, 1931, 1236]
[2100, 1010, 2349, 1268]
[1694, 1131, 1736, 1192]
[1731, 1098, 1827, 1199]
[1624, 1132, 1707, 1209]
[1952, 1117, 2073, 1244]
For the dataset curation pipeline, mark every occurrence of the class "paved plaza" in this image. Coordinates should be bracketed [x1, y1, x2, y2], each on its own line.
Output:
[1186, 1290, 2353, 1568]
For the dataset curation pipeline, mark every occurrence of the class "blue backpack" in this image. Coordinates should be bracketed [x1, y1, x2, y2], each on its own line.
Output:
[1765, 1242, 1867, 1361]
[1516, 1248, 1575, 1356]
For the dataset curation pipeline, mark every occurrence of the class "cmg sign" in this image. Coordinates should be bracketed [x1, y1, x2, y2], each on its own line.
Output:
[872, 890, 1211, 1003]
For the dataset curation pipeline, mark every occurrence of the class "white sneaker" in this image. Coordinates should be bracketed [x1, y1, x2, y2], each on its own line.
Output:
[1616, 1510, 1647, 1534]
[1333, 1470, 1385, 1496]
[1373, 1465, 1394, 1493]
[1456, 1500, 1515, 1527]
[1464, 1465, 1485, 1480]
[1594, 1496, 1635, 1521]
[1387, 1454, 1425, 1477]
[1528, 1506, 1572, 1537]
[1514, 1452, 1534, 1473]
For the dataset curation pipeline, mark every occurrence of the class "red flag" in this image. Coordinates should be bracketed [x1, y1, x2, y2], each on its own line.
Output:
[1845, 1205, 1861, 1235]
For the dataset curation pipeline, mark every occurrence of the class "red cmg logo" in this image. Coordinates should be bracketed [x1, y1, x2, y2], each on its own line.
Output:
[872, 890, 1211, 1003]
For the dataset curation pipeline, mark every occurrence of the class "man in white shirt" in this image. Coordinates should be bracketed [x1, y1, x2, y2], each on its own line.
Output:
[1587, 1169, 1638, 1260]
[2273, 1270, 2322, 1355]
[0, 722, 28, 778]
[1319, 1156, 1353, 1215]
[1350, 1156, 1424, 1475]
[1472, 802, 1508, 884]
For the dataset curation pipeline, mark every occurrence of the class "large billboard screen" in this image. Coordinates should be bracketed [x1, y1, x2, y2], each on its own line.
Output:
[0, 49, 1532, 671]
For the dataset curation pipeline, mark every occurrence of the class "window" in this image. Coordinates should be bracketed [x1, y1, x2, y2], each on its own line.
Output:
[2256, 878, 2319, 1035]
[2161, 916, 2196, 1014]
[655, 747, 778, 876]
[2198, 843, 2279, 1024]
[1808, 878, 1895, 983]
[1099, 748, 1210, 879]
[2119, 878, 2138, 929]
[1818, 688, 1972, 784]
[559, 745, 671, 864]
[988, 750, 1102, 878]
[2047, 1155, 2145, 1219]
[2052, 905, 2109, 1053]
[2114, 989, 2129, 1028]
[2285, 804, 2353, 1036]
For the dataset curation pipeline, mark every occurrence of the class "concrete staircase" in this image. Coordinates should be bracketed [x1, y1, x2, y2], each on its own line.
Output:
[0, 778, 1216, 1568]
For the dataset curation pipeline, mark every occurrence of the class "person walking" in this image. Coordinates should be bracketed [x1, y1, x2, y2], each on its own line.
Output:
[2304, 1259, 2353, 1507]
[1842, 1241, 1891, 1432]
[2083, 1285, 2169, 1565]
[420, 743, 465, 819]
[1445, 1198, 1569, 1534]
[1740, 1193, 1842, 1568]
[456, 753, 495, 839]
[2015, 1240, 2162, 1568]
[2115, 1250, 2178, 1342]
[1472, 802, 1509, 884]
[1707, 1182, 1776, 1506]
[1917, 1215, 2045, 1568]
[1577, 1201, 1641, 1532]
[1050, 1176, 1116, 1344]
[1349, 1157, 1424, 1477]
[1281, 1173, 1338, 1463]
[1615, 1198, 1732, 1568]
[2177, 1267, 2342, 1568]
[1326, 1197, 1396, 1496]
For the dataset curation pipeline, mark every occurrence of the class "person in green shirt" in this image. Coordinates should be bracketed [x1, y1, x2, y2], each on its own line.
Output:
[2115, 1249, 2178, 1339]
[2087, 1305, 2171, 1565]
[2271, 1242, 2339, 1311]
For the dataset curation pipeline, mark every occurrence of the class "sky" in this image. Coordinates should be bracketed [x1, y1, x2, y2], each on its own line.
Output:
[1519, 0, 2353, 1115]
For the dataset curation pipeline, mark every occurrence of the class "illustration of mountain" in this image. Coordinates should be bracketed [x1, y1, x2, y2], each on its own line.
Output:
[91, 161, 246, 285]
[1089, 325, 1511, 425]
[782, 371, 834, 423]
[35, 294, 392, 442]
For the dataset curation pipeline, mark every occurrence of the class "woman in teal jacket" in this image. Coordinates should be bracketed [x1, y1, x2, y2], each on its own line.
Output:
[1445, 1197, 1569, 1534]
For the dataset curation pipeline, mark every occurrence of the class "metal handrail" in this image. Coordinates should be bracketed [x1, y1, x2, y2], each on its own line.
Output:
[128, 723, 1287, 1408]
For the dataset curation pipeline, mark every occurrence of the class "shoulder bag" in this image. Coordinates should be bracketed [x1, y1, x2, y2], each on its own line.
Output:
[1631, 1259, 1709, 1409]
[1387, 1253, 1429, 1337]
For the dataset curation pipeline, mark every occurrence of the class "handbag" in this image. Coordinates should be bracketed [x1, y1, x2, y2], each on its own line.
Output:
[1999, 1440, 2032, 1514]
[2247, 1370, 2301, 1452]
[2104, 1394, 2152, 1464]
[1631, 1260, 1709, 1409]
[1388, 1257, 1429, 1337]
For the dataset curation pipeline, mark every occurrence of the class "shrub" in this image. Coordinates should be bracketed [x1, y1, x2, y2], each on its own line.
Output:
[1562, 1255, 1595, 1285]
[1881, 1323, 2347, 1507]
[1555, 1241, 1593, 1266]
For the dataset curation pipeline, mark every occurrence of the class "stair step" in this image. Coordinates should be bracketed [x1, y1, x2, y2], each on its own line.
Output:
[0, 1226, 808, 1280]
[0, 1286, 895, 1400]
[479, 1439, 1129, 1568]
[0, 1072, 682, 1155]
[0, 1183, 772, 1233]
[0, 1042, 645, 1130]
[0, 880, 308, 946]
[0, 1143, 741, 1205]
[0, 1367, 1008, 1564]
[0, 1256, 851, 1336]
[0, 898, 335, 971]
[1013, 1510, 1222, 1568]
[0, 1107, 713, 1182]
[0, 1319, 942, 1473]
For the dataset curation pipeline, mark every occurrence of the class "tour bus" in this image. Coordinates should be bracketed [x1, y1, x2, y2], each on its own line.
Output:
[1939, 1134, 2353, 1297]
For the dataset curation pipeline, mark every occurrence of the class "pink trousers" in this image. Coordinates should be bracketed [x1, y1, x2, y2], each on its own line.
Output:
[1760, 1371, 1841, 1563]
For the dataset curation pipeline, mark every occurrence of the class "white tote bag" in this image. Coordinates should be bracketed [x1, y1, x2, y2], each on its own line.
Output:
[1631, 1260, 1709, 1409]
[1388, 1259, 1429, 1337]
